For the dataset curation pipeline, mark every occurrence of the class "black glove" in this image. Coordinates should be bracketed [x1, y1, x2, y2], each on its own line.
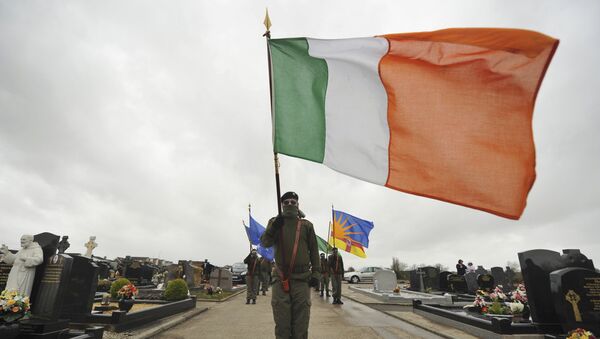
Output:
[272, 215, 284, 229]
[309, 277, 319, 288]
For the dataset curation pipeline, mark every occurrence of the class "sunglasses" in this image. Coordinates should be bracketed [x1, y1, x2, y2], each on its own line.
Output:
[282, 199, 298, 206]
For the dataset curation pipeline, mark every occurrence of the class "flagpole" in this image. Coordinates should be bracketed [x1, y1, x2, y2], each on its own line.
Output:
[248, 204, 253, 251]
[243, 219, 252, 251]
[331, 204, 336, 249]
[263, 9, 282, 216]
[326, 221, 332, 257]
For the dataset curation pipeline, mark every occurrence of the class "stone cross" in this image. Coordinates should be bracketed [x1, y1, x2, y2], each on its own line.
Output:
[84, 236, 97, 258]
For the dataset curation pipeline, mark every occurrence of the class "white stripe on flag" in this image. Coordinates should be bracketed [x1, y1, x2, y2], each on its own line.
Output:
[307, 37, 390, 185]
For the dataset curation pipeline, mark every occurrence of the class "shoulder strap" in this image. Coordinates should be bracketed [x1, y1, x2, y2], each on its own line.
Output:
[287, 219, 302, 277]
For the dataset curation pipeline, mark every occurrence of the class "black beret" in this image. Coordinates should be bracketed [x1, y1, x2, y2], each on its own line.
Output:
[281, 191, 299, 201]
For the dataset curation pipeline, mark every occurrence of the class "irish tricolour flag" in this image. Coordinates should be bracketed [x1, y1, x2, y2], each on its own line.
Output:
[268, 28, 558, 220]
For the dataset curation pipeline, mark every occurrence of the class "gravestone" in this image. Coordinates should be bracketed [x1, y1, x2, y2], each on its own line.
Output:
[30, 232, 60, 306]
[0, 257, 15, 291]
[60, 255, 99, 320]
[374, 270, 397, 292]
[518, 248, 595, 328]
[475, 266, 488, 276]
[421, 266, 440, 291]
[464, 272, 478, 294]
[97, 262, 111, 279]
[31, 254, 73, 320]
[124, 259, 142, 285]
[180, 260, 195, 288]
[491, 267, 509, 289]
[191, 261, 205, 287]
[138, 264, 156, 285]
[477, 273, 495, 291]
[506, 266, 516, 286]
[550, 267, 600, 334]
[209, 268, 233, 291]
[409, 270, 420, 291]
[447, 274, 468, 294]
[439, 271, 452, 292]
[165, 264, 181, 285]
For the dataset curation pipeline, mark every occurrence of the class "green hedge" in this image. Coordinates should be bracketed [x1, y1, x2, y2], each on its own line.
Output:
[110, 278, 131, 299]
[164, 278, 189, 301]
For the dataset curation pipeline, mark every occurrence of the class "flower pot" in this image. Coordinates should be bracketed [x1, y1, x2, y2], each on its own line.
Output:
[0, 322, 20, 339]
[118, 298, 135, 312]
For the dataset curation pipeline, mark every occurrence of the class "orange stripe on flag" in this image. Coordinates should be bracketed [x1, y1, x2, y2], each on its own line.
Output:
[379, 28, 558, 219]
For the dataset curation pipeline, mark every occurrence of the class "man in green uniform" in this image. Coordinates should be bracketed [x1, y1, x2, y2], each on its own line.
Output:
[244, 249, 260, 304]
[259, 256, 272, 295]
[328, 247, 344, 305]
[260, 192, 320, 339]
[319, 253, 330, 297]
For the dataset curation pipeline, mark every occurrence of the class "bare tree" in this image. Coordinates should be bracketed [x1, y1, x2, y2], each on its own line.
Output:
[391, 257, 408, 279]
[347, 266, 355, 272]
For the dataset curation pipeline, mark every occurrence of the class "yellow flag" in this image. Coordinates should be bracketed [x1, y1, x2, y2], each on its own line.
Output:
[263, 8, 272, 31]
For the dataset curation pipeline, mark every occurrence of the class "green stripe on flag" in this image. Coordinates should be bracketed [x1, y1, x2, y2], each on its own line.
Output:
[269, 38, 327, 163]
[316, 234, 333, 253]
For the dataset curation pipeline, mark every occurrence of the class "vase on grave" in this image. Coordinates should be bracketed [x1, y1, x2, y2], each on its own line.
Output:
[118, 298, 134, 312]
[0, 322, 20, 339]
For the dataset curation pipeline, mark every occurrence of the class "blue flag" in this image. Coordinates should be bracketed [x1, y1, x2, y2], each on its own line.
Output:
[247, 215, 266, 245]
[244, 215, 273, 260]
[257, 244, 274, 261]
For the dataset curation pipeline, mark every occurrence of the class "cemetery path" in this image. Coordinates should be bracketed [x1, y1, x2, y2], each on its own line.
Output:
[152, 286, 445, 339]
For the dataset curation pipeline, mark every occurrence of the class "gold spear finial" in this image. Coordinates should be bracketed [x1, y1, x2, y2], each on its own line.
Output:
[263, 8, 272, 31]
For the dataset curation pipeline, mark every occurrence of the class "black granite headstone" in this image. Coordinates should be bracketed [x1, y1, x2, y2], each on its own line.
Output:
[550, 267, 600, 334]
[519, 248, 595, 327]
[475, 266, 488, 276]
[30, 232, 60, 306]
[477, 273, 495, 291]
[439, 271, 452, 292]
[464, 272, 478, 294]
[491, 267, 509, 289]
[0, 258, 14, 291]
[60, 255, 99, 320]
[421, 266, 440, 291]
[124, 260, 142, 285]
[139, 264, 157, 285]
[31, 254, 73, 320]
[447, 274, 468, 294]
[408, 270, 420, 291]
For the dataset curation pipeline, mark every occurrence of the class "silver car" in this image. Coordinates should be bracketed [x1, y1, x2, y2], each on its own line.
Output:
[344, 266, 384, 283]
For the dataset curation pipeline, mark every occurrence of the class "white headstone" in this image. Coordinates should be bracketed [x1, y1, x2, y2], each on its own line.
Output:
[373, 270, 397, 292]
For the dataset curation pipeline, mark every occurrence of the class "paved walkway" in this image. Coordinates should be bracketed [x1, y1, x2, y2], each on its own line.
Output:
[152, 284, 450, 339]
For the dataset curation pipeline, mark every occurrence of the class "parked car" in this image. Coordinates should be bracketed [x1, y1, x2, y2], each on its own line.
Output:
[231, 262, 246, 284]
[344, 266, 386, 283]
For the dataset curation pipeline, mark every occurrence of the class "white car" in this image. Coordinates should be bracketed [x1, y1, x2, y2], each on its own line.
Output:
[344, 266, 385, 283]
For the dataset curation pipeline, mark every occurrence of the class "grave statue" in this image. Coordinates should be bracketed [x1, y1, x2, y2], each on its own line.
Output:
[0, 234, 44, 296]
[57, 236, 70, 254]
[84, 236, 98, 258]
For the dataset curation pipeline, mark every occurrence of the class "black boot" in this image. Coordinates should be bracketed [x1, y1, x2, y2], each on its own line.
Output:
[326, 291, 330, 297]
[246, 299, 250, 304]
[320, 291, 324, 297]
[262, 291, 266, 296]
[252, 299, 256, 304]
[338, 299, 344, 305]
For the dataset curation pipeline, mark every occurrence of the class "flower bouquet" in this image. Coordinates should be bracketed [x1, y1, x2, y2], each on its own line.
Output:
[117, 283, 138, 312]
[0, 290, 31, 339]
[0, 290, 31, 323]
[215, 287, 223, 295]
[567, 328, 597, 339]
[117, 283, 138, 300]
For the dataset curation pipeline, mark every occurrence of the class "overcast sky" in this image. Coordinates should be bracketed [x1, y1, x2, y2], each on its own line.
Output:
[1, 1, 598, 272]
